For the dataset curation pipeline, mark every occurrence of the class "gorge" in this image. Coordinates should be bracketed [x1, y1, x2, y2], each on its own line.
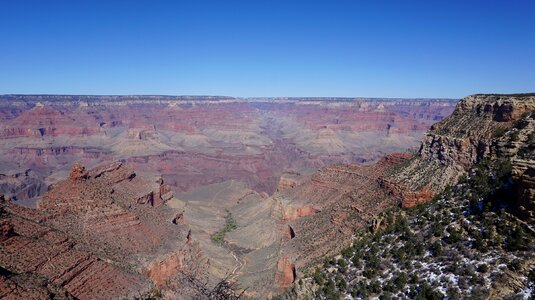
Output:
[1, 94, 534, 299]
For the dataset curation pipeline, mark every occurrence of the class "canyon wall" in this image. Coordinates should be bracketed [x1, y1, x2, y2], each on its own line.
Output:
[2, 94, 535, 298]
[0, 95, 458, 298]
[0, 95, 456, 203]
[270, 94, 535, 294]
[0, 162, 208, 299]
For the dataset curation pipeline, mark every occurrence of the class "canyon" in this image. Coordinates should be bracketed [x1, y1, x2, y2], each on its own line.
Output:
[1, 93, 534, 298]
[0, 94, 468, 298]
[281, 93, 535, 299]
[0, 95, 455, 202]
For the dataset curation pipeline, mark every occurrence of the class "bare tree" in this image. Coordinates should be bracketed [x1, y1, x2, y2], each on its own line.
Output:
[184, 273, 247, 300]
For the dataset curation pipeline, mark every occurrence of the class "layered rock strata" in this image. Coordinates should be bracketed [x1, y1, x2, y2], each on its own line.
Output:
[0, 162, 209, 299]
[0, 95, 456, 203]
[271, 94, 535, 294]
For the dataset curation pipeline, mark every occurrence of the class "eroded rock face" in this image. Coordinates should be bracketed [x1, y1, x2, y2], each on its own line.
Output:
[275, 154, 409, 269]
[0, 169, 47, 202]
[275, 257, 296, 292]
[1, 162, 209, 299]
[0, 268, 76, 300]
[513, 159, 535, 222]
[390, 94, 535, 204]
[0, 95, 456, 202]
[275, 94, 535, 295]
[0, 200, 153, 299]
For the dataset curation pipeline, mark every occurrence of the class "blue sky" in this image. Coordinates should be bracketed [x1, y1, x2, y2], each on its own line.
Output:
[1, 0, 534, 98]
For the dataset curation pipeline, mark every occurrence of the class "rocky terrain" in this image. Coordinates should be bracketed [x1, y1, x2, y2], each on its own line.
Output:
[0, 94, 465, 299]
[0, 95, 457, 298]
[0, 161, 211, 299]
[0, 95, 455, 202]
[1, 94, 535, 299]
[278, 94, 535, 299]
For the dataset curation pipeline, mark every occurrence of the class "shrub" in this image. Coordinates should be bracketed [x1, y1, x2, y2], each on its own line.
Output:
[506, 226, 529, 251]
[445, 227, 464, 244]
[210, 210, 238, 243]
[430, 241, 442, 256]
[470, 286, 489, 300]
[446, 287, 460, 300]
[363, 268, 378, 279]
[335, 274, 347, 290]
[322, 278, 336, 295]
[508, 259, 522, 271]
[368, 280, 381, 293]
[528, 268, 535, 282]
[432, 222, 445, 237]
[473, 234, 488, 253]
[337, 259, 347, 274]
[413, 282, 444, 300]
[313, 268, 325, 285]
[492, 127, 507, 138]
[379, 292, 393, 300]
[477, 263, 488, 273]
[341, 247, 352, 258]
[351, 255, 361, 268]
[394, 272, 409, 290]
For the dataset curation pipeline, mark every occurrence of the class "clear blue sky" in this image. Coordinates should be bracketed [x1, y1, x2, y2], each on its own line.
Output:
[1, 0, 534, 98]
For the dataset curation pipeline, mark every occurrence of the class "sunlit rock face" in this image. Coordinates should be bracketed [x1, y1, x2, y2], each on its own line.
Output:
[0, 95, 456, 202]
[0, 95, 456, 297]
[0, 163, 207, 299]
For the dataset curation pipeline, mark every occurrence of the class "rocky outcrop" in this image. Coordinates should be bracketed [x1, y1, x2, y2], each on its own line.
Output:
[276, 203, 320, 222]
[400, 187, 434, 208]
[275, 154, 409, 271]
[69, 163, 88, 183]
[275, 257, 296, 292]
[512, 159, 535, 222]
[277, 175, 299, 192]
[0, 200, 154, 299]
[390, 94, 535, 204]
[172, 212, 186, 225]
[1, 162, 209, 299]
[276, 94, 535, 295]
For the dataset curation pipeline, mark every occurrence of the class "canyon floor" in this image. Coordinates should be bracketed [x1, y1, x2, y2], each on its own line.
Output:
[0, 95, 460, 298]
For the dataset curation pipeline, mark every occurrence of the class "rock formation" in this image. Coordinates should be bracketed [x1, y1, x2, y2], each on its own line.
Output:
[0, 162, 209, 299]
[0, 95, 456, 203]
[0, 94, 460, 298]
[274, 257, 297, 292]
[389, 94, 535, 205]
[513, 159, 535, 221]
[271, 94, 535, 295]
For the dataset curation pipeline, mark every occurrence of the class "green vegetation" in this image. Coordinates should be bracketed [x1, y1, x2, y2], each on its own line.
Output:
[492, 127, 508, 138]
[291, 156, 534, 299]
[211, 209, 238, 243]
